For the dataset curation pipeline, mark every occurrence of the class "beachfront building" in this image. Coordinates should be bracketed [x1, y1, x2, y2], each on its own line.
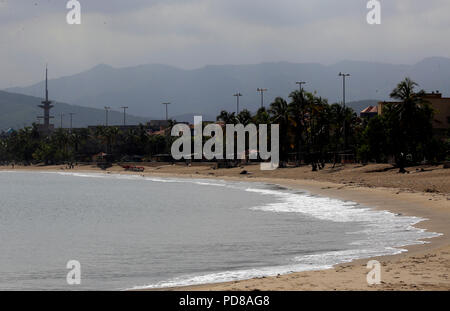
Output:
[360, 105, 378, 120]
[147, 120, 170, 131]
[378, 91, 450, 136]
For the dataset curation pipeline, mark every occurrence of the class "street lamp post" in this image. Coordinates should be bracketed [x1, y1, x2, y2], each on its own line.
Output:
[338, 72, 351, 150]
[59, 113, 64, 129]
[120, 106, 128, 126]
[233, 92, 243, 113]
[69, 113, 75, 133]
[162, 103, 171, 121]
[104, 106, 111, 126]
[257, 88, 268, 109]
[296, 81, 306, 92]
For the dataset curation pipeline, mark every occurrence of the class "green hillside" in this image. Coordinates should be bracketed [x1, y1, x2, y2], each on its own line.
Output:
[0, 91, 149, 131]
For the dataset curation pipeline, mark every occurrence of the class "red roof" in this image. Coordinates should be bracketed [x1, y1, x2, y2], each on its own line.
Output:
[361, 106, 378, 114]
[149, 129, 167, 136]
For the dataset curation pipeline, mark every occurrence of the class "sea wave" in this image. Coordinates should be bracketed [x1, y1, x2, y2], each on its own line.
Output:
[127, 247, 404, 290]
[245, 187, 440, 248]
[120, 175, 439, 290]
[14, 171, 440, 290]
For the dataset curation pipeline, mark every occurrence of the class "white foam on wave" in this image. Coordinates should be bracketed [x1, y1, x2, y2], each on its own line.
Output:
[129, 180, 440, 290]
[247, 187, 440, 250]
[128, 261, 332, 290]
[127, 247, 404, 291]
[51, 171, 250, 190]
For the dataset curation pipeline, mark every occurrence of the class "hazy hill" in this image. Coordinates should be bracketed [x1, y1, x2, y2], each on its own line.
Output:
[6, 57, 450, 118]
[0, 88, 375, 131]
[0, 91, 148, 131]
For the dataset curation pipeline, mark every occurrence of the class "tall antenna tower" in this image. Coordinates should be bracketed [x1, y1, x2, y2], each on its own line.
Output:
[37, 65, 54, 133]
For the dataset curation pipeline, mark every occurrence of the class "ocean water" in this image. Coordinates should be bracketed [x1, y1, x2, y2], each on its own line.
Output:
[0, 171, 440, 290]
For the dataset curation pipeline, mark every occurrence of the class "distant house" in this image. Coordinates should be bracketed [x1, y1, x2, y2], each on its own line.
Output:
[360, 106, 378, 120]
[0, 128, 15, 139]
[147, 120, 170, 131]
[148, 128, 170, 136]
[378, 91, 450, 135]
[92, 152, 109, 162]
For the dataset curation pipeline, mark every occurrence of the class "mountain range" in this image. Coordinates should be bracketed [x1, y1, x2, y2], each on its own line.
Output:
[0, 89, 376, 131]
[3, 57, 450, 129]
[0, 91, 148, 131]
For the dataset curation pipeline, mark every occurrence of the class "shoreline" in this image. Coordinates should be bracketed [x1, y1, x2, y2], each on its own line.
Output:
[2, 164, 450, 290]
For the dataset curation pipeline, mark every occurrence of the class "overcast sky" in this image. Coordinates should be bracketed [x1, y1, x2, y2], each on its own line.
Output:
[1, 0, 450, 88]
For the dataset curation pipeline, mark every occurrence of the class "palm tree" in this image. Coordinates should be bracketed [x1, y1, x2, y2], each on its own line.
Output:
[93, 126, 119, 155]
[217, 111, 237, 158]
[269, 97, 289, 125]
[269, 97, 290, 163]
[388, 78, 430, 172]
[217, 110, 237, 124]
[390, 78, 425, 107]
[389, 78, 428, 131]
[69, 129, 89, 160]
[104, 127, 120, 155]
[328, 103, 345, 167]
[309, 96, 329, 170]
[288, 90, 309, 164]
[236, 109, 252, 125]
[253, 107, 270, 125]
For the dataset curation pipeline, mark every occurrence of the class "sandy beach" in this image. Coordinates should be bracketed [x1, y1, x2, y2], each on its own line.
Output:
[2, 163, 450, 291]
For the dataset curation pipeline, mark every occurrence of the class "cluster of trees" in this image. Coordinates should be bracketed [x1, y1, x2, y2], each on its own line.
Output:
[0, 125, 171, 165]
[0, 78, 448, 171]
[216, 78, 448, 171]
[359, 78, 448, 171]
[217, 91, 358, 170]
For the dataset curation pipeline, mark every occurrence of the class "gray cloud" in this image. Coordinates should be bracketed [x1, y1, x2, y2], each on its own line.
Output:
[1, 0, 450, 88]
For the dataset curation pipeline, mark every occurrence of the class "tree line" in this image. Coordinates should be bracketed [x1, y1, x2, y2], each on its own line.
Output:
[1, 78, 448, 171]
[0, 125, 170, 165]
[217, 78, 448, 171]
